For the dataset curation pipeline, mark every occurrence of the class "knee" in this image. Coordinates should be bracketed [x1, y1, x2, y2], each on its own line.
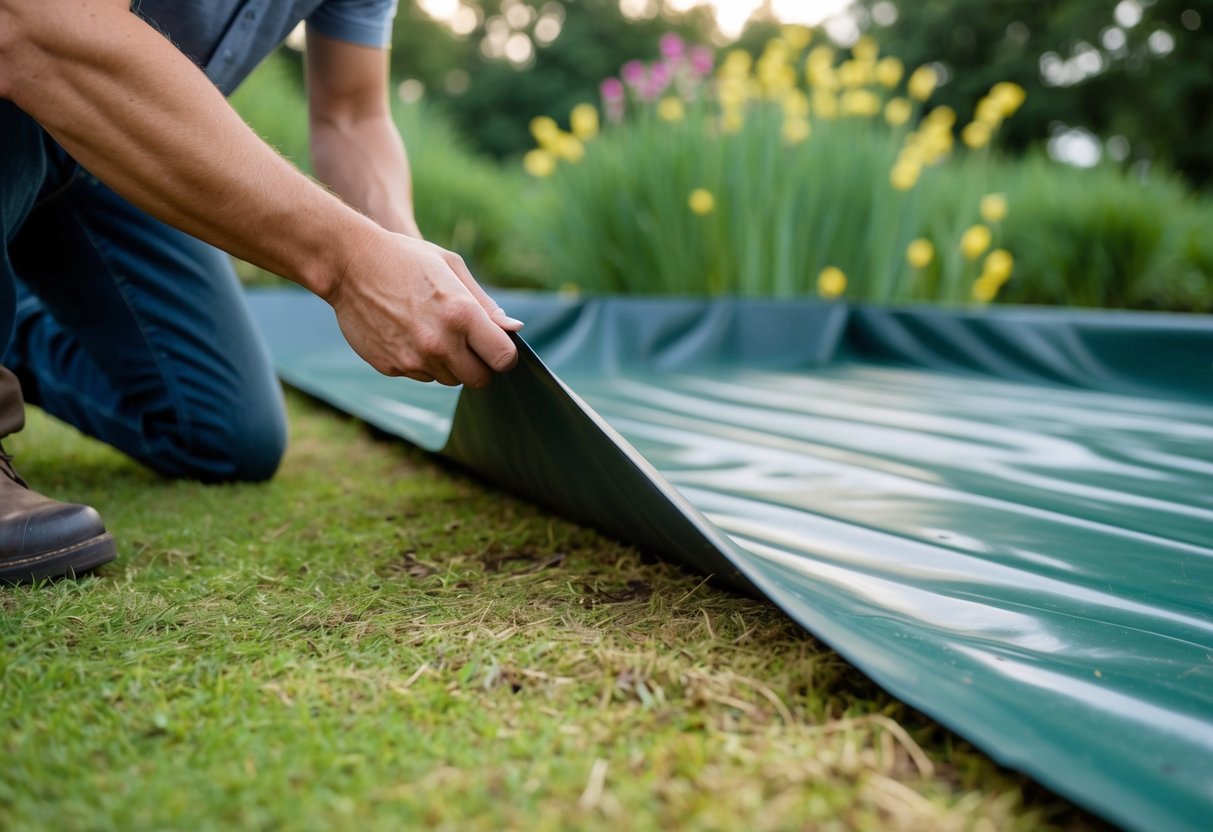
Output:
[152, 387, 288, 483]
[198, 395, 288, 483]
[212, 403, 288, 483]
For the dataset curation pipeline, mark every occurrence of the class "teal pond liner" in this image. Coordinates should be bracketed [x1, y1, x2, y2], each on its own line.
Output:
[248, 289, 1213, 832]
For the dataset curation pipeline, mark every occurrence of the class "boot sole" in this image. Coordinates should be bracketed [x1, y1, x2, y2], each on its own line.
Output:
[0, 532, 118, 585]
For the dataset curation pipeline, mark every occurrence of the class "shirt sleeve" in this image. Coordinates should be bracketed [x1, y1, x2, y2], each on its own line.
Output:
[307, 0, 399, 48]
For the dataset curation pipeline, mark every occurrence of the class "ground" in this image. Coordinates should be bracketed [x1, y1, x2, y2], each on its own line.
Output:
[0, 392, 1106, 831]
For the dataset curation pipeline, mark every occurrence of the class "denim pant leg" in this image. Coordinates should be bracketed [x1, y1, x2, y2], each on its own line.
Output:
[2, 145, 287, 482]
[0, 101, 50, 440]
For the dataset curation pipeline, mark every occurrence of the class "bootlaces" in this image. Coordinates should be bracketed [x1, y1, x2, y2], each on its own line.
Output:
[0, 441, 28, 488]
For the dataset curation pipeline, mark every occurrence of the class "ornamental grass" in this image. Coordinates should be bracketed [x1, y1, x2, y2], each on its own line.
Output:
[519, 27, 1028, 305]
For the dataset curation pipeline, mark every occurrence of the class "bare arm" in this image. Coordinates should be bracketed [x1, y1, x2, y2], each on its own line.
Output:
[306, 29, 420, 238]
[0, 0, 518, 387]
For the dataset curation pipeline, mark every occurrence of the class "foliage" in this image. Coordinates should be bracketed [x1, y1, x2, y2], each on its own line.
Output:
[0, 396, 1101, 831]
[230, 51, 533, 285]
[390, 0, 716, 159]
[515, 27, 1213, 310]
[517, 30, 1033, 304]
[855, 0, 1213, 190]
[985, 155, 1213, 311]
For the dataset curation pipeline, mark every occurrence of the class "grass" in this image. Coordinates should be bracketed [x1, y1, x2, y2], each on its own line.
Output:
[0, 391, 1108, 831]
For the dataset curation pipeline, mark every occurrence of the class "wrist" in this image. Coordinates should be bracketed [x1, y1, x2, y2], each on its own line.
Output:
[299, 213, 382, 304]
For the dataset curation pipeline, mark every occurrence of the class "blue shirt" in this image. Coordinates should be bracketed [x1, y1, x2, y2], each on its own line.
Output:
[135, 0, 398, 95]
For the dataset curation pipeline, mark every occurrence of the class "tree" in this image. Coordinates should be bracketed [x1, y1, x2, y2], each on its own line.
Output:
[856, 0, 1213, 188]
[390, 0, 716, 158]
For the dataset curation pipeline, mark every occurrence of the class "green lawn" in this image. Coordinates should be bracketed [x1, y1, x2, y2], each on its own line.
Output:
[1, 392, 1104, 831]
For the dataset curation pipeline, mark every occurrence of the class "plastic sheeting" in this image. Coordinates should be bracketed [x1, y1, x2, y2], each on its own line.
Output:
[248, 290, 1213, 832]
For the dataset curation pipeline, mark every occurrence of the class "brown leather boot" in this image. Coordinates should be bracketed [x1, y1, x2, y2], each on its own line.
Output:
[0, 441, 117, 584]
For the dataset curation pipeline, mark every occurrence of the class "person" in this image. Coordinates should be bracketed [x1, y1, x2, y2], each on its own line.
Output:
[0, 0, 523, 583]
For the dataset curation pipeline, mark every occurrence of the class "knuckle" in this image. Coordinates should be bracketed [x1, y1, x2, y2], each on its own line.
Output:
[490, 345, 518, 372]
[463, 369, 491, 390]
[414, 333, 445, 360]
[442, 302, 477, 330]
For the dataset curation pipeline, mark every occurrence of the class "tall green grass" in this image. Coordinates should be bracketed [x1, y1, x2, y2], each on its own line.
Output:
[515, 35, 1213, 311]
[521, 107, 958, 302]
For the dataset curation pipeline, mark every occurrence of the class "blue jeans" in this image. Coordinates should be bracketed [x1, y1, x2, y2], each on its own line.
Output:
[0, 101, 286, 481]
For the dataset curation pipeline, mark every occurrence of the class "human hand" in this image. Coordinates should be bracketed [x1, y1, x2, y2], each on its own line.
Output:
[326, 230, 523, 388]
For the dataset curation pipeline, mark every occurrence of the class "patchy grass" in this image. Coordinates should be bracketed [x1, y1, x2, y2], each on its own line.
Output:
[0, 392, 1106, 831]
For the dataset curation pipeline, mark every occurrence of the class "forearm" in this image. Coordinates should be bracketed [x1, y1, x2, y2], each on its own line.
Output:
[0, 0, 377, 298]
[310, 112, 420, 238]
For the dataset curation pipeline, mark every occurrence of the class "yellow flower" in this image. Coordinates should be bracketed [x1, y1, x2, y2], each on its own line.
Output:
[818, 266, 847, 299]
[890, 160, 921, 191]
[759, 64, 797, 96]
[837, 59, 871, 88]
[570, 103, 599, 141]
[971, 275, 1001, 303]
[906, 238, 935, 268]
[806, 45, 835, 71]
[852, 36, 879, 61]
[919, 128, 953, 164]
[554, 133, 585, 163]
[782, 89, 810, 119]
[807, 64, 838, 90]
[961, 120, 992, 149]
[841, 89, 880, 117]
[782, 25, 812, 51]
[989, 81, 1026, 117]
[688, 188, 716, 215]
[980, 193, 1008, 223]
[523, 148, 557, 178]
[717, 78, 749, 108]
[782, 118, 811, 145]
[982, 249, 1014, 282]
[812, 89, 838, 119]
[907, 65, 938, 101]
[960, 224, 993, 260]
[975, 96, 1003, 127]
[875, 56, 904, 88]
[529, 116, 560, 148]
[924, 105, 956, 129]
[658, 97, 686, 122]
[721, 49, 753, 79]
[884, 97, 911, 127]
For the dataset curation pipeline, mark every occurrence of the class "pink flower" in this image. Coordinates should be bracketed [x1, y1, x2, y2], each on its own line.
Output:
[621, 60, 647, 87]
[600, 77, 625, 102]
[689, 45, 714, 76]
[660, 33, 686, 61]
[649, 60, 673, 90]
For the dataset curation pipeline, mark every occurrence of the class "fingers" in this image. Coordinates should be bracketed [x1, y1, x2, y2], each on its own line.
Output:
[490, 307, 525, 332]
[332, 232, 522, 388]
[404, 306, 512, 387]
[441, 249, 525, 332]
[466, 311, 519, 374]
[445, 347, 495, 389]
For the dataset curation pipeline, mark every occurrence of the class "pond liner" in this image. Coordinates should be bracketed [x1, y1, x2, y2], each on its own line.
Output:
[248, 289, 1213, 832]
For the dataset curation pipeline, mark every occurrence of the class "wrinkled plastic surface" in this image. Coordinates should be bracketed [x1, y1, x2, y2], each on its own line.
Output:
[249, 290, 1213, 832]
